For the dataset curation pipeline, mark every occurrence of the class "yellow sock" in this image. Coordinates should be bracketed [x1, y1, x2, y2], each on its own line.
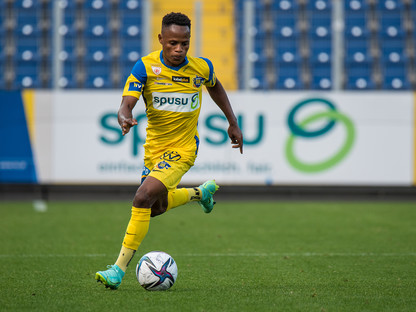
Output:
[121, 206, 151, 251]
[167, 187, 202, 211]
[115, 246, 135, 272]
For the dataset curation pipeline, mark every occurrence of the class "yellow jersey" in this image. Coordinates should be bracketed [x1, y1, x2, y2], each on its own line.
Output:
[122, 50, 217, 155]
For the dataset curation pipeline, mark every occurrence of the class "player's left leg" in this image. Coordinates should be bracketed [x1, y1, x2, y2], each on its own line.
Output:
[164, 181, 219, 213]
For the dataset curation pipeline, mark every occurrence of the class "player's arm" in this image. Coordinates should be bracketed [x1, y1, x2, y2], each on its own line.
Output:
[206, 79, 244, 154]
[118, 96, 138, 136]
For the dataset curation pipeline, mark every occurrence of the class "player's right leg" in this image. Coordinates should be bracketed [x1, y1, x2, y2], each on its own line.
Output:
[95, 177, 166, 289]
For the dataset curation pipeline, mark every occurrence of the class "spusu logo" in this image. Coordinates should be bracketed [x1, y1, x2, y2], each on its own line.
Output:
[152, 92, 199, 112]
[285, 98, 355, 173]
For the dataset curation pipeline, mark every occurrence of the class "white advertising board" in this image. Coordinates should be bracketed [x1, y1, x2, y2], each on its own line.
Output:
[49, 91, 414, 185]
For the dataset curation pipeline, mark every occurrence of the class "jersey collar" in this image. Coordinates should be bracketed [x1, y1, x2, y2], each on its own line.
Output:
[160, 50, 189, 71]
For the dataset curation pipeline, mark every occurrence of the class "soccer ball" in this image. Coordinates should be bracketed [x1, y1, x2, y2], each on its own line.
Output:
[136, 251, 178, 291]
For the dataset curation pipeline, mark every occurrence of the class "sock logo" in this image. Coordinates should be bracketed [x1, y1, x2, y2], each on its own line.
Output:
[190, 187, 201, 201]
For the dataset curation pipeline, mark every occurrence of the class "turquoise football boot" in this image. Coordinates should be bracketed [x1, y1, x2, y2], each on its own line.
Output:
[95, 264, 125, 290]
[198, 180, 220, 213]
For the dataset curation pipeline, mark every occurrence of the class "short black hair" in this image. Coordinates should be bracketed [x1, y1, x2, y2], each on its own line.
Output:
[162, 12, 191, 30]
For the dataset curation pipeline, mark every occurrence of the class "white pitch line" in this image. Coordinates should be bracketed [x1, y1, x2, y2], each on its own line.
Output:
[0, 252, 415, 258]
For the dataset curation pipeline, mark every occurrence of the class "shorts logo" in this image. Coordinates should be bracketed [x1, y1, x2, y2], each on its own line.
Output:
[172, 76, 190, 83]
[161, 151, 181, 161]
[128, 82, 143, 92]
[193, 75, 205, 88]
[156, 161, 171, 170]
[152, 65, 162, 75]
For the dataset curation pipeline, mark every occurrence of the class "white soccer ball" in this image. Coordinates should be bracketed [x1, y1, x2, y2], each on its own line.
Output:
[136, 251, 178, 291]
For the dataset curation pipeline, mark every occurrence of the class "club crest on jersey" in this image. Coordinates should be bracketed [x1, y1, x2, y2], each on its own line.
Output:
[193, 75, 205, 88]
[156, 161, 171, 170]
[152, 65, 162, 75]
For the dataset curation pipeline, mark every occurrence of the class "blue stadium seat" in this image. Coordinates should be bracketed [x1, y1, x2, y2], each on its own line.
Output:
[85, 44, 111, 62]
[307, 0, 331, 11]
[276, 76, 303, 89]
[14, 38, 41, 61]
[310, 47, 331, 65]
[60, 39, 77, 61]
[310, 57, 331, 86]
[308, 25, 331, 52]
[307, 0, 331, 28]
[345, 0, 370, 33]
[120, 18, 141, 39]
[382, 76, 410, 90]
[345, 0, 368, 12]
[119, 0, 142, 11]
[85, 61, 112, 88]
[376, 0, 403, 15]
[59, 62, 78, 88]
[61, 12, 77, 37]
[85, 73, 112, 89]
[120, 41, 142, 76]
[346, 76, 375, 89]
[346, 47, 372, 64]
[14, 62, 41, 88]
[276, 63, 303, 89]
[275, 45, 300, 64]
[13, 0, 41, 9]
[311, 75, 332, 90]
[271, 0, 299, 12]
[345, 60, 375, 89]
[84, 0, 110, 10]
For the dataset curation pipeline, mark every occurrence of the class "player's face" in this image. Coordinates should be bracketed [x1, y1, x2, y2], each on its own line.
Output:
[159, 24, 190, 67]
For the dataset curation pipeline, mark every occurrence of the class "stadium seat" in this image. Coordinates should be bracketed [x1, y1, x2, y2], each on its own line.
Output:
[312, 41, 331, 60]
[59, 62, 78, 88]
[276, 63, 303, 89]
[307, 0, 331, 11]
[311, 75, 332, 90]
[119, 0, 142, 11]
[346, 76, 375, 90]
[84, 0, 110, 10]
[13, 72, 42, 89]
[85, 59, 112, 88]
[271, 0, 299, 12]
[276, 76, 303, 90]
[307, 0, 331, 27]
[345, 0, 368, 12]
[275, 46, 300, 64]
[376, 0, 403, 15]
[382, 76, 410, 90]
[85, 73, 112, 89]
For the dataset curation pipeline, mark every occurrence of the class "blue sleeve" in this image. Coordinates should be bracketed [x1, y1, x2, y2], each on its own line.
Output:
[199, 57, 214, 83]
[131, 59, 147, 85]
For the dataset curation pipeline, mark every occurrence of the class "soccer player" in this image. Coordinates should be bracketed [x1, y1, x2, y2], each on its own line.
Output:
[95, 12, 243, 289]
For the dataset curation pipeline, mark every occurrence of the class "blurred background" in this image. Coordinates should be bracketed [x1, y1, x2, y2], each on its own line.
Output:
[1, 0, 416, 200]
[1, 0, 416, 90]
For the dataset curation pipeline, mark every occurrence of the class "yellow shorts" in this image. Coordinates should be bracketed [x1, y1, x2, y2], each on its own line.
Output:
[141, 149, 197, 191]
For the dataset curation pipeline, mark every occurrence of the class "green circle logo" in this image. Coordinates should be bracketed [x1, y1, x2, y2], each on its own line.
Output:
[285, 98, 355, 173]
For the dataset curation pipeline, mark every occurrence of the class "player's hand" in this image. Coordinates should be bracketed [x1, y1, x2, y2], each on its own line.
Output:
[228, 124, 244, 154]
[120, 118, 138, 136]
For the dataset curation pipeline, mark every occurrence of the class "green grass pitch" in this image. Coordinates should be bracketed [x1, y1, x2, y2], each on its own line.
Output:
[0, 200, 415, 311]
